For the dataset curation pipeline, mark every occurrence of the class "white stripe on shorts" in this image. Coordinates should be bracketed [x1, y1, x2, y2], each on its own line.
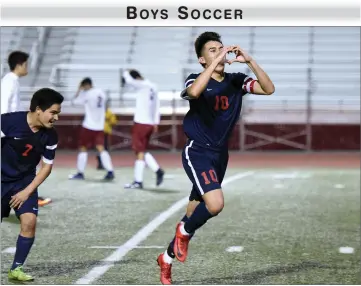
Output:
[185, 140, 204, 195]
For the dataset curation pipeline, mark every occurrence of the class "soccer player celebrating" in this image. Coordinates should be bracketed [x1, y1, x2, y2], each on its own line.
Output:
[1, 51, 52, 207]
[122, 69, 165, 189]
[1, 88, 64, 281]
[69, 78, 115, 181]
[157, 32, 275, 284]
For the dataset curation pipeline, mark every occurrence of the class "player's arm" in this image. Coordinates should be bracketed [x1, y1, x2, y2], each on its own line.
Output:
[72, 91, 86, 105]
[10, 132, 58, 209]
[72, 83, 87, 105]
[26, 132, 58, 192]
[25, 163, 53, 194]
[230, 47, 275, 95]
[181, 46, 234, 100]
[122, 70, 144, 89]
[246, 60, 275, 95]
[10, 162, 53, 209]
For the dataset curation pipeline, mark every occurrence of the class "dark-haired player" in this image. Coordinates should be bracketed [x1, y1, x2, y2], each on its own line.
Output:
[1, 50, 29, 114]
[157, 32, 275, 284]
[1, 51, 52, 207]
[1, 88, 64, 281]
[69, 78, 115, 181]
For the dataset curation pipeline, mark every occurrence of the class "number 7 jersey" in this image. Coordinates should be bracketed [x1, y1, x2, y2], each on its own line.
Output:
[1, 112, 58, 183]
[181, 72, 255, 150]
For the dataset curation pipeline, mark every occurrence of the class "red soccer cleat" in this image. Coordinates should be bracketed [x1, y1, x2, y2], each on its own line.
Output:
[173, 222, 190, 263]
[38, 197, 52, 207]
[157, 253, 172, 285]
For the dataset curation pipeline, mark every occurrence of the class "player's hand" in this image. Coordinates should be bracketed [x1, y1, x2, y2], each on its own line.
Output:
[10, 190, 30, 209]
[153, 125, 159, 133]
[226, 46, 253, 65]
[215, 46, 236, 65]
[78, 82, 85, 91]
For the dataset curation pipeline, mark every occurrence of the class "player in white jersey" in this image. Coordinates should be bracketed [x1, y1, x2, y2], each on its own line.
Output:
[123, 70, 165, 189]
[1, 51, 28, 113]
[69, 78, 115, 181]
[1, 51, 52, 207]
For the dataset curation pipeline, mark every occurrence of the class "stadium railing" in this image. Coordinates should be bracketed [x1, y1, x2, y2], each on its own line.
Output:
[29, 27, 49, 71]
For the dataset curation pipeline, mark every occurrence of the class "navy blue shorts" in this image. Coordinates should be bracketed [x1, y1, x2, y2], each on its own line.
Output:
[182, 140, 229, 202]
[1, 176, 38, 221]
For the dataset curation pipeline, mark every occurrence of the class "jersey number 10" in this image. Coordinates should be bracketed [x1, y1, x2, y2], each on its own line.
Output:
[201, 169, 218, 185]
[214, 96, 229, 111]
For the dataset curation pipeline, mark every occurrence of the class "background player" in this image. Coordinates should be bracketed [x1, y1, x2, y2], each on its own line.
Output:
[69, 78, 115, 181]
[1, 88, 64, 281]
[1, 50, 52, 207]
[96, 99, 117, 170]
[157, 32, 275, 284]
[1, 50, 28, 114]
[122, 69, 165, 189]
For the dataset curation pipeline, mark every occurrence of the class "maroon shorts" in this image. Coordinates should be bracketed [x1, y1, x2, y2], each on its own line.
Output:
[132, 123, 154, 153]
[78, 127, 104, 148]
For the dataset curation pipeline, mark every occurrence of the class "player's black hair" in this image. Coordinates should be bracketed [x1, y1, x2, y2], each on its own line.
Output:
[30, 88, 64, 112]
[129, 70, 142, 79]
[8, 51, 29, 71]
[81, 77, 92, 86]
[194, 31, 223, 58]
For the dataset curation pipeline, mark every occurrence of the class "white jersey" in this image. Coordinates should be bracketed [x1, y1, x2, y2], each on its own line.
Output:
[123, 71, 160, 125]
[1, 72, 21, 114]
[72, 87, 107, 131]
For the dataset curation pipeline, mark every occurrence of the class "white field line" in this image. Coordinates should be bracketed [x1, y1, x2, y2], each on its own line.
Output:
[1, 247, 16, 254]
[88, 246, 165, 249]
[75, 171, 254, 284]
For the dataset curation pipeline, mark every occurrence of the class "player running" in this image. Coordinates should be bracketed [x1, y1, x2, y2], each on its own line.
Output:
[1, 88, 64, 281]
[122, 69, 165, 189]
[69, 78, 115, 181]
[157, 31, 275, 284]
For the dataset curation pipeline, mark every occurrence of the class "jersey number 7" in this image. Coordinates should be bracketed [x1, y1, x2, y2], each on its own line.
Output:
[22, 144, 33, 157]
[214, 96, 229, 111]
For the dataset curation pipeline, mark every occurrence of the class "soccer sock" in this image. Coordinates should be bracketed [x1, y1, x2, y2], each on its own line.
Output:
[183, 202, 214, 234]
[165, 215, 195, 261]
[77, 152, 88, 173]
[100, 150, 114, 172]
[134, 160, 145, 183]
[11, 235, 35, 270]
[144, 152, 160, 172]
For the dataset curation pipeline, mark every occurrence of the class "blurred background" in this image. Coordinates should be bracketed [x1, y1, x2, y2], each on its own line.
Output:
[1, 26, 360, 151]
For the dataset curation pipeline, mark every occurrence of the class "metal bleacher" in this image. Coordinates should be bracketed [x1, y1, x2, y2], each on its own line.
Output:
[1, 27, 21, 75]
[1, 26, 360, 123]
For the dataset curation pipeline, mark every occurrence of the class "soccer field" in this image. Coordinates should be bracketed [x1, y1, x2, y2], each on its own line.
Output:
[1, 165, 360, 285]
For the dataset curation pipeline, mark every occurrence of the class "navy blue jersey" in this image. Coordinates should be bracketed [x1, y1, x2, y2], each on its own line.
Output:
[181, 72, 254, 150]
[1, 112, 58, 182]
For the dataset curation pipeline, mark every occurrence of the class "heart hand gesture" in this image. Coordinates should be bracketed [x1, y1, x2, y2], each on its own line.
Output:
[226, 46, 253, 65]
